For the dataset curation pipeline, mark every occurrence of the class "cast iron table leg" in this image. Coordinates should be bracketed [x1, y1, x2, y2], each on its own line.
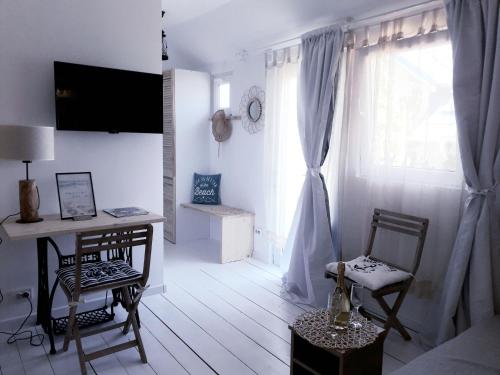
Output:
[36, 237, 57, 354]
[36, 238, 49, 327]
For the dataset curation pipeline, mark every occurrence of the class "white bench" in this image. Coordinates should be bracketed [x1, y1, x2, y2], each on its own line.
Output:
[180, 203, 254, 263]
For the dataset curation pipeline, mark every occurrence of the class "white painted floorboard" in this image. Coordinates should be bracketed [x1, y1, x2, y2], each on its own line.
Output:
[165, 277, 290, 364]
[0, 322, 27, 375]
[168, 260, 292, 344]
[0, 239, 427, 374]
[163, 283, 289, 374]
[35, 326, 96, 375]
[138, 306, 214, 375]
[15, 333, 55, 375]
[143, 294, 253, 375]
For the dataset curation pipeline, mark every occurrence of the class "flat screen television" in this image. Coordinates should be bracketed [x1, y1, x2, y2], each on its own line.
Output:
[54, 61, 162, 134]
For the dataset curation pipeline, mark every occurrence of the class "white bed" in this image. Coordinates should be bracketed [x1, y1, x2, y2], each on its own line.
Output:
[393, 315, 500, 375]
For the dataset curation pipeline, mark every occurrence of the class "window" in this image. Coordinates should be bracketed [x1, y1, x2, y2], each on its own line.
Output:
[327, 32, 465, 332]
[348, 33, 462, 186]
[214, 76, 231, 110]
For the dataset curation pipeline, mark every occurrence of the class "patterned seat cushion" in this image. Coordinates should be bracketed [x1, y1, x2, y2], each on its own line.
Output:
[326, 256, 412, 290]
[56, 260, 142, 292]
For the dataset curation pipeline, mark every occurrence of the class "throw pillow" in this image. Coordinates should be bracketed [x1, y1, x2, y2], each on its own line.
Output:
[192, 173, 221, 205]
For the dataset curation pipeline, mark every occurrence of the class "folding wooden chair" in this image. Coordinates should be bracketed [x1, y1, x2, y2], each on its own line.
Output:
[55, 224, 153, 375]
[326, 209, 428, 340]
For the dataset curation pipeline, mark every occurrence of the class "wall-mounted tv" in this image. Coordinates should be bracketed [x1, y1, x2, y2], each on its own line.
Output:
[54, 61, 162, 134]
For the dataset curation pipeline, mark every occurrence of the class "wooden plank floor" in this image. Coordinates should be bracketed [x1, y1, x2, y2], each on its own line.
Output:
[0, 239, 426, 374]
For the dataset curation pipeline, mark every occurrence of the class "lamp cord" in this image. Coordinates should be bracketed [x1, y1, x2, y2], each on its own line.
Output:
[0, 294, 44, 347]
[0, 192, 43, 347]
[0, 212, 20, 246]
[36, 186, 41, 210]
[0, 213, 19, 225]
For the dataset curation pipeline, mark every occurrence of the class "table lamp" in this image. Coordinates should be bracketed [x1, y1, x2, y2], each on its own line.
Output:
[0, 125, 55, 223]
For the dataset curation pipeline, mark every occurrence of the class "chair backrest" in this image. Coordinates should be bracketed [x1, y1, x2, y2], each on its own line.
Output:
[73, 224, 153, 295]
[364, 209, 429, 275]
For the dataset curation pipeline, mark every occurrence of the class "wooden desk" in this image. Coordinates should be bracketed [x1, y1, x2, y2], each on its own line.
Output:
[1, 210, 165, 354]
[180, 203, 254, 263]
[2, 210, 165, 240]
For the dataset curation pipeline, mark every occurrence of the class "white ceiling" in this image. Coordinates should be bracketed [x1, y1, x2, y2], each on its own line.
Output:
[162, 0, 234, 27]
[164, 0, 430, 69]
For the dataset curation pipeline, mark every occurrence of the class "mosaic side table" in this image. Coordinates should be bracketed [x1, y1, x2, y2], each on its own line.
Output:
[289, 310, 387, 375]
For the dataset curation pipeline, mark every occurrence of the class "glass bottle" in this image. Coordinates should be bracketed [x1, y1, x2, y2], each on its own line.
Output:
[333, 261, 351, 328]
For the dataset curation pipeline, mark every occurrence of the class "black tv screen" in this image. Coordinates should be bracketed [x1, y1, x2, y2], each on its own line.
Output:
[54, 61, 162, 134]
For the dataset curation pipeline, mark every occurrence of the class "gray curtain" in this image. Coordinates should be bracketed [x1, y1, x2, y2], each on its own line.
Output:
[282, 27, 344, 307]
[437, 0, 500, 344]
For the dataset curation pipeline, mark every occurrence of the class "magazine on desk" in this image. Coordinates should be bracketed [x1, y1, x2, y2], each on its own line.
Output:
[103, 207, 149, 218]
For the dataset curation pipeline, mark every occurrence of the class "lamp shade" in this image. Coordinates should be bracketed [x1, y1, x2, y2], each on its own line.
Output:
[0, 124, 54, 161]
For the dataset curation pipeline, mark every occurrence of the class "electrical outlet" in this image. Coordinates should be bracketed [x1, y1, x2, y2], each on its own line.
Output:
[254, 227, 263, 236]
[14, 288, 33, 300]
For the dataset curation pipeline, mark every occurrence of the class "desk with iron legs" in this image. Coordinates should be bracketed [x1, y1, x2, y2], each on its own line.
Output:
[1, 211, 165, 355]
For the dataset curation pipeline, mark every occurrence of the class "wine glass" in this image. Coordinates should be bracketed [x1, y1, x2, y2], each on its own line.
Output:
[350, 284, 364, 329]
[327, 293, 342, 338]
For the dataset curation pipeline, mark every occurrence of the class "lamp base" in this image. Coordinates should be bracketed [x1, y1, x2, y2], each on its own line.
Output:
[19, 179, 42, 224]
[16, 217, 44, 224]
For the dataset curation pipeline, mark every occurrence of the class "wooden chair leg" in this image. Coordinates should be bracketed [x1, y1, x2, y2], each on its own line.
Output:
[62, 304, 87, 374]
[122, 287, 147, 363]
[122, 287, 135, 335]
[123, 286, 144, 335]
[123, 313, 132, 335]
[375, 288, 411, 341]
[63, 305, 77, 352]
[73, 325, 87, 375]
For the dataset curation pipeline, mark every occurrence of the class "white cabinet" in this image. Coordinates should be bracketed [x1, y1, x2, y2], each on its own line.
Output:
[181, 203, 254, 263]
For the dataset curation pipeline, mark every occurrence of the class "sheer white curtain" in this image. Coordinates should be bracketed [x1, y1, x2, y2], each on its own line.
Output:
[325, 30, 465, 333]
[263, 46, 305, 266]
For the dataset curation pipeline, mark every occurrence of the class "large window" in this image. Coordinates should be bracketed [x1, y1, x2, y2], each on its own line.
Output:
[349, 33, 462, 187]
[327, 32, 464, 332]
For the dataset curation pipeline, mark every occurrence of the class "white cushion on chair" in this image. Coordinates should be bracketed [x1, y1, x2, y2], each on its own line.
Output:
[326, 256, 412, 290]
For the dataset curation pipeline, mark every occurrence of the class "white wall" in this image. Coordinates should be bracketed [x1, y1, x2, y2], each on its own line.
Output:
[205, 54, 269, 262]
[173, 69, 212, 244]
[0, 0, 163, 323]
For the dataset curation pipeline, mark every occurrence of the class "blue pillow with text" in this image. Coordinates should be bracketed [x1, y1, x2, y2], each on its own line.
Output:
[192, 173, 221, 205]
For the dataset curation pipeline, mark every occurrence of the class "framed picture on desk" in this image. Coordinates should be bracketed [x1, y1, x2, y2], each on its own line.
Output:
[56, 172, 97, 220]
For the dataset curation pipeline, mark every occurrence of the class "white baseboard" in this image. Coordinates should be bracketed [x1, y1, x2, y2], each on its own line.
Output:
[251, 248, 270, 264]
[143, 283, 166, 296]
[0, 283, 166, 330]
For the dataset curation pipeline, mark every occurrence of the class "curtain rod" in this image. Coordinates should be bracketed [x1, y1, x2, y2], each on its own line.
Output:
[345, 0, 443, 30]
[261, 0, 444, 51]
